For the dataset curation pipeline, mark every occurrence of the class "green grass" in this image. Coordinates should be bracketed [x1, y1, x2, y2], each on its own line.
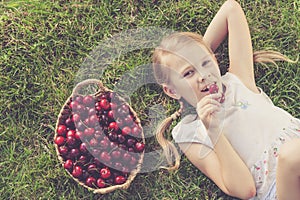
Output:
[0, 0, 299, 199]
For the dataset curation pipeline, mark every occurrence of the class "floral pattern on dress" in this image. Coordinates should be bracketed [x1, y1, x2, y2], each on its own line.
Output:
[233, 99, 250, 109]
[250, 118, 300, 200]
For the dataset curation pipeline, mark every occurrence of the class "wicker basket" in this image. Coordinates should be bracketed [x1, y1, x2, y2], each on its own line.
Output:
[54, 79, 145, 194]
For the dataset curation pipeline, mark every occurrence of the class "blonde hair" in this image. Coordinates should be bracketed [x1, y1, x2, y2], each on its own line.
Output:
[152, 31, 295, 171]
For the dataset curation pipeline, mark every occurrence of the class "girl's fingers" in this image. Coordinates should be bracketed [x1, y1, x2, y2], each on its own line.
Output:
[197, 103, 221, 121]
[196, 94, 223, 127]
[202, 93, 222, 103]
[196, 94, 222, 110]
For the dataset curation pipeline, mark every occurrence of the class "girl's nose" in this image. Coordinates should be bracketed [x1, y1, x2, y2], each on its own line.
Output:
[197, 72, 210, 82]
[198, 76, 204, 82]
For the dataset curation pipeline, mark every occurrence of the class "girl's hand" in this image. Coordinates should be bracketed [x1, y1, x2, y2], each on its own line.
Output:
[196, 93, 222, 130]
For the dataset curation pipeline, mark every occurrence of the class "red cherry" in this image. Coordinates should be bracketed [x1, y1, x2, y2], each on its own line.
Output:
[87, 164, 98, 174]
[78, 155, 88, 165]
[100, 167, 111, 179]
[72, 165, 83, 178]
[108, 122, 119, 131]
[85, 176, 96, 187]
[110, 141, 118, 149]
[74, 96, 83, 103]
[89, 114, 99, 127]
[88, 108, 97, 116]
[92, 149, 101, 156]
[131, 125, 142, 137]
[83, 95, 95, 107]
[84, 128, 95, 137]
[108, 132, 118, 141]
[66, 135, 77, 146]
[114, 176, 126, 184]
[76, 104, 86, 114]
[65, 117, 74, 127]
[134, 142, 145, 152]
[95, 103, 102, 111]
[109, 102, 117, 110]
[209, 84, 219, 94]
[74, 130, 83, 140]
[70, 148, 80, 158]
[129, 156, 138, 166]
[107, 110, 114, 119]
[99, 99, 110, 110]
[123, 152, 131, 162]
[66, 130, 76, 138]
[76, 121, 85, 131]
[96, 178, 106, 188]
[124, 115, 134, 125]
[100, 151, 111, 163]
[72, 114, 81, 123]
[117, 134, 126, 143]
[70, 101, 79, 111]
[100, 138, 109, 149]
[57, 125, 67, 136]
[64, 159, 73, 171]
[121, 126, 131, 136]
[126, 138, 136, 147]
[79, 142, 88, 153]
[111, 150, 121, 160]
[54, 136, 65, 146]
[58, 146, 69, 156]
[89, 138, 98, 147]
[113, 162, 123, 171]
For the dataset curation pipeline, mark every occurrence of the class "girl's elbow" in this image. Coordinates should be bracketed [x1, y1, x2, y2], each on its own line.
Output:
[226, 185, 256, 200]
[245, 186, 256, 199]
[224, 0, 243, 14]
[239, 186, 256, 200]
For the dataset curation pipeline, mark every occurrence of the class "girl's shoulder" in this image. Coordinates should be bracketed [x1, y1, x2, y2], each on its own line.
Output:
[222, 72, 271, 103]
[221, 72, 243, 84]
[222, 72, 273, 105]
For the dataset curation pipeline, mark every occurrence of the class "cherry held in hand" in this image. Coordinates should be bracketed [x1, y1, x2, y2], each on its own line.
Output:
[209, 84, 225, 103]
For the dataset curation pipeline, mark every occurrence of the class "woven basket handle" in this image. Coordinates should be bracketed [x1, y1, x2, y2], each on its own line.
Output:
[72, 79, 106, 96]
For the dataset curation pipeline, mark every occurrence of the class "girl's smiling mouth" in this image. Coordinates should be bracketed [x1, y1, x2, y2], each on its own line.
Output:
[200, 82, 217, 93]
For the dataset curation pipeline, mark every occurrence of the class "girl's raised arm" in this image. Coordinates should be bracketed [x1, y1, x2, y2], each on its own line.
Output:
[178, 134, 256, 199]
[204, 0, 258, 93]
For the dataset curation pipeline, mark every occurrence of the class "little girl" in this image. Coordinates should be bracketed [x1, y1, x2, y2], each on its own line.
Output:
[152, 0, 300, 199]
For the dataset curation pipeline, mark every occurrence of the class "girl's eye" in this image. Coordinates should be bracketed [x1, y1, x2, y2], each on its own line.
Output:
[202, 60, 211, 67]
[183, 70, 194, 77]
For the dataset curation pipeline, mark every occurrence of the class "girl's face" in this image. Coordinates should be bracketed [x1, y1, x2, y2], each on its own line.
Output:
[163, 42, 222, 107]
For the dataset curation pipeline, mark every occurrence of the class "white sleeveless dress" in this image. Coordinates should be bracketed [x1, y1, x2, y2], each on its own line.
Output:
[172, 72, 300, 199]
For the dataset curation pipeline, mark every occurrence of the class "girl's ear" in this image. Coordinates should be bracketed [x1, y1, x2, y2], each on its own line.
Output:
[162, 84, 181, 100]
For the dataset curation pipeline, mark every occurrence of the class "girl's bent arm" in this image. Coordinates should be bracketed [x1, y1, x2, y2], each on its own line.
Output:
[179, 134, 256, 199]
[203, 0, 258, 93]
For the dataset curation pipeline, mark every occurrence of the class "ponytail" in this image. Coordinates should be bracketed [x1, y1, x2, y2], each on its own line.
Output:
[155, 101, 184, 171]
[253, 50, 297, 65]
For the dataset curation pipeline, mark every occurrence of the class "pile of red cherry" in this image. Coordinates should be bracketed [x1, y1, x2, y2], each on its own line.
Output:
[54, 90, 145, 191]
